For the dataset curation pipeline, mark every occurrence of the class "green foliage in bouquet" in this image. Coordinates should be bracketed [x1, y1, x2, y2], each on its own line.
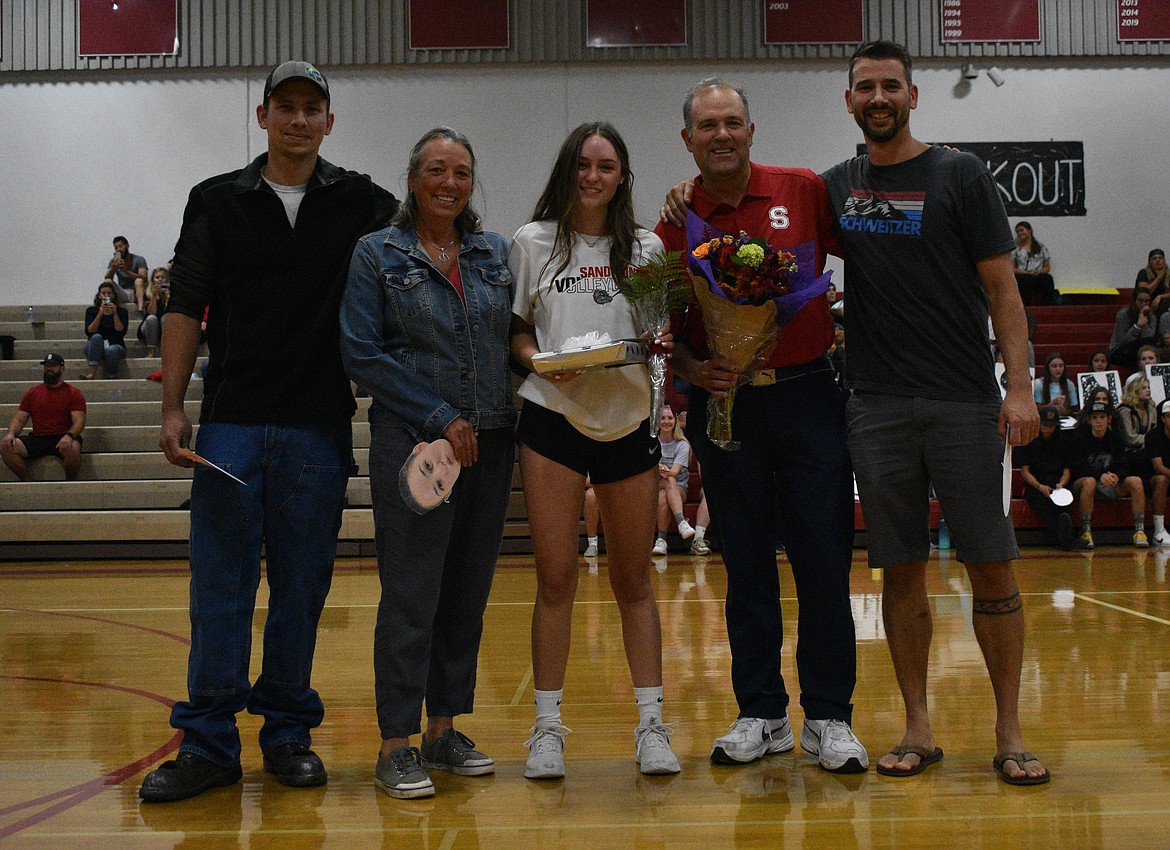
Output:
[616, 250, 694, 318]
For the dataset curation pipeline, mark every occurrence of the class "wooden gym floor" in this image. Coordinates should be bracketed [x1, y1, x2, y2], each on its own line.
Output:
[2, 546, 1169, 848]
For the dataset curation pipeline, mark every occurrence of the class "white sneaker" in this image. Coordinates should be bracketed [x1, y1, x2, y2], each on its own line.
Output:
[676, 520, 696, 540]
[652, 537, 669, 556]
[710, 716, 794, 764]
[800, 719, 868, 773]
[1154, 530, 1170, 547]
[635, 721, 681, 775]
[524, 723, 570, 780]
[690, 536, 711, 555]
[583, 542, 598, 557]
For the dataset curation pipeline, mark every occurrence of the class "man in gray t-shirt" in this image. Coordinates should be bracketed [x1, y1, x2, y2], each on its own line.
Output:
[103, 235, 148, 312]
[821, 40, 1047, 786]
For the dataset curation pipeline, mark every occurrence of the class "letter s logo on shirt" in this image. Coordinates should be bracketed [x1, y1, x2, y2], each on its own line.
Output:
[768, 206, 790, 230]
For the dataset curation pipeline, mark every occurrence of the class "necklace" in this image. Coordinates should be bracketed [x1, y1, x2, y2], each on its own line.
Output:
[577, 231, 607, 249]
[425, 236, 457, 263]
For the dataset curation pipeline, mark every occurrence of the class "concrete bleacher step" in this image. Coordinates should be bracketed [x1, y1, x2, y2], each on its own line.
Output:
[0, 448, 374, 482]
[0, 422, 373, 454]
[0, 508, 534, 547]
[0, 305, 88, 323]
[0, 478, 372, 510]
[0, 320, 85, 341]
[0, 378, 165, 404]
[0, 358, 165, 381]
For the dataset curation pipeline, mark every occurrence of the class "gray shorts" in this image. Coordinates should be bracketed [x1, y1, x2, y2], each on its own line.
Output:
[846, 392, 1019, 570]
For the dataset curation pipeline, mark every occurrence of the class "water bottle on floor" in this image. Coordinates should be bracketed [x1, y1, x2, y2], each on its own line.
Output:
[937, 517, 951, 550]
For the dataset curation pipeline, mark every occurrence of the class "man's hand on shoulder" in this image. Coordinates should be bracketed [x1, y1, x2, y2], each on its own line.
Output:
[660, 180, 695, 228]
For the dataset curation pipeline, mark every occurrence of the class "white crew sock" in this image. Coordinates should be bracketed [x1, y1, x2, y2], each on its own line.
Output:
[534, 688, 563, 728]
[634, 685, 665, 726]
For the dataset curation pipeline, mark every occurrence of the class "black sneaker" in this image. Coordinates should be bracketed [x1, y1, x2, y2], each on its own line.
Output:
[139, 752, 242, 802]
[263, 742, 327, 787]
[420, 729, 495, 776]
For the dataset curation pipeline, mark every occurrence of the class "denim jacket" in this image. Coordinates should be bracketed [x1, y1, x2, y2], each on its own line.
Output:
[340, 224, 516, 441]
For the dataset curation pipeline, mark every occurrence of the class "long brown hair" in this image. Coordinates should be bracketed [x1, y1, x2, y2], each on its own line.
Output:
[530, 122, 638, 290]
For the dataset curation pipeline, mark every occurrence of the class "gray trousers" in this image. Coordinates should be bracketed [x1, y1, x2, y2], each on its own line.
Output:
[370, 423, 514, 738]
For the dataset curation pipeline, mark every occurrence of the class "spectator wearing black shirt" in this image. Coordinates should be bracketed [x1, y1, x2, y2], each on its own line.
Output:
[1019, 406, 1084, 550]
[1071, 401, 1147, 548]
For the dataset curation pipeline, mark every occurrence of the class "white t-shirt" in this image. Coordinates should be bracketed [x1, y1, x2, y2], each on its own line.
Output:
[262, 176, 309, 227]
[509, 220, 665, 441]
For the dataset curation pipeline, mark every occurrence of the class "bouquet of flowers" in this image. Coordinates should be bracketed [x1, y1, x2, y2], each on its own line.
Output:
[686, 211, 832, 449]
[617, 251, 693, 436]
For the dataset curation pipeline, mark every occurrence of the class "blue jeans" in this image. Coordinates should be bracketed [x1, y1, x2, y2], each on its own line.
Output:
[84, 334, 126, 376]
[688, 360, 857, 722]
[170, 420, 354, 766]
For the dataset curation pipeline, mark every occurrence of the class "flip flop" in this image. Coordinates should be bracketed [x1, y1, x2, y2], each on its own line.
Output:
[993, 751, 1051, 786]
[876, 744, 944, 777]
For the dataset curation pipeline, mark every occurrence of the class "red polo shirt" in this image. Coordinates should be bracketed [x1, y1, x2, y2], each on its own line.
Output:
[655, 162, 839, 368]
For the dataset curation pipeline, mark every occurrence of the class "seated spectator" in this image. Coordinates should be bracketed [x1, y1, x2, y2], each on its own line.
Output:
[1137, 249, 1169, 314]
[83, 282, 129, 379]
[0, 353, 85, 481]
[1109, 287, 1161, 370]
[1143, 399, 1170, 546]
[1087, 349, 1110, 375]
[1032, 352, 1078, 414]
[654, 405, 693, 552]
[137, 267, 171, 358]
[672, 407, 713, 554]
[1019, 406, 1084, 550]
[1071, 401, 1148, 548]
[1124, 345, 1161, 391]
[1118, 374, 1158, 453]
[583, 476, 601, 558]
[1012, 221, 1056, 305]
[830, 325, 846, 391]
[653, 405, 695, 555]
[103, 235, 149, 312]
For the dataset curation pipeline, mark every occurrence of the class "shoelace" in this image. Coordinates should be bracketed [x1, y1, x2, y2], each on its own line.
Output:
[525, 723, 571, 754]
[438, 729, 480, 756]
[635, 721, 676, 752]
[390, 746, 424, 773]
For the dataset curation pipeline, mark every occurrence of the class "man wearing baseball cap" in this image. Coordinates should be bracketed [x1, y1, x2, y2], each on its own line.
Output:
[1, 353, 86, 482]
[140, 60, 398, 803]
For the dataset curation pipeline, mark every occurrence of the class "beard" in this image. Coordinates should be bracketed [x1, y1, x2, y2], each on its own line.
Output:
[43, 372, 61, 386]
[856, 105, 909, 144]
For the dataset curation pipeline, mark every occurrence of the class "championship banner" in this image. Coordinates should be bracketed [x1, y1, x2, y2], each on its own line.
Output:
[855, 141, 1085, 216]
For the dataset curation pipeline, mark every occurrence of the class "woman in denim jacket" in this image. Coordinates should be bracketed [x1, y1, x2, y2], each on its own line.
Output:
[340, 128, 514, 800]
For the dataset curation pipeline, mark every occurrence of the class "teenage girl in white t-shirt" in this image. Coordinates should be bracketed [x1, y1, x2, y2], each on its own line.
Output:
[509, 122, 680, 779]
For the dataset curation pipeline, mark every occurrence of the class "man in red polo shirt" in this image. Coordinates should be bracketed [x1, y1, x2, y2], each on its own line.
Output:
[655, 79, 865, 774]
[1, 353, 86, 481]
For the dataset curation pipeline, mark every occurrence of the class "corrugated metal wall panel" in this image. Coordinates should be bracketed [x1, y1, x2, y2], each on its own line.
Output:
[3, 0, 1170, 75]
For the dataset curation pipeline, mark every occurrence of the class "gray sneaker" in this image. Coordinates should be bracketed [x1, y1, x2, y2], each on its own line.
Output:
[710, 716, 794, 764]
[800, 719, 868, 773]
[374, 746, 435, 799]
[525, 723, 571, 779]
[635, 721, 681, 775]
[420, 728, 495, 776]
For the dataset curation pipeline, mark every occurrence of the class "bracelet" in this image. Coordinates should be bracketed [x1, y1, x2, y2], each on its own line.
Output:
[65, 433, 77, 441]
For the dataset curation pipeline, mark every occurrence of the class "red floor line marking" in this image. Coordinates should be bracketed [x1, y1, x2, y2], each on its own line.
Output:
[6, 607, 191, 645]
[0, 676, 181, 838]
